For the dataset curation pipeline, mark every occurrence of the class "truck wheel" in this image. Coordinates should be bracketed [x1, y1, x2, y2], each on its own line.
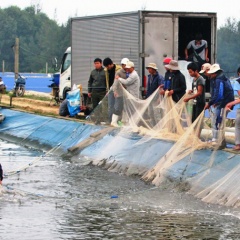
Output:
[63, 88, 70, 99]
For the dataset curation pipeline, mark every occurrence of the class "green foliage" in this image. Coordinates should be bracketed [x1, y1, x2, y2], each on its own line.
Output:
[0, 5, 70, 73]
[23, 94, 51, 101]
[217, 18, 240, 78]
[1, 6, 240, 79]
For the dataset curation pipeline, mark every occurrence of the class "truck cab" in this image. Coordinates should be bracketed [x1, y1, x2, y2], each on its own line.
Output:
[59, 47, 71, 100]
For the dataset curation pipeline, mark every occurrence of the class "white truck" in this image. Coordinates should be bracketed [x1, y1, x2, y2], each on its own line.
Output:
[58, 46, 71, 99]
[59, 10, 217, 101]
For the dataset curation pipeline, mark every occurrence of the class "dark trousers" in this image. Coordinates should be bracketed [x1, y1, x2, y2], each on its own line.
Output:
[92, 91, 106, 109]
[192, 102, 205, 123]
[92, 91, 107, 122]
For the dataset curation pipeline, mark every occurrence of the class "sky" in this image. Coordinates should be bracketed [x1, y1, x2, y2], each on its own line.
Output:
[0, 0, 239, 28]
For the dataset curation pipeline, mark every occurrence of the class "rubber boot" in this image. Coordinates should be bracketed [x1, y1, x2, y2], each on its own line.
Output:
[111, 114, 119, 127]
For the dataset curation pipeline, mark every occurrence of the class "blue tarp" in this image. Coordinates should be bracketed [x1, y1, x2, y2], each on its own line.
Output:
[0, 108, 239, 192]
[0, 108, 101, 153]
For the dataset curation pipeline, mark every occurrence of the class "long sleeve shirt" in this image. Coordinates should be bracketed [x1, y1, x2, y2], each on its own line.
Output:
[118, 70, 140, 98]
[88, 67, 106, 93]
[209, 72, 234, 108]
[146, 72, 164, 98]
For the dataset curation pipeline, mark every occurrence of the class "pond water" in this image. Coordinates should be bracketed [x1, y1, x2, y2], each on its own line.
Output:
[0, 139, 240, 240]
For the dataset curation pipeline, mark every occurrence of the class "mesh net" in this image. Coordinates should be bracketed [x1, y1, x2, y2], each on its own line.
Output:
[86, 80, 240, 208]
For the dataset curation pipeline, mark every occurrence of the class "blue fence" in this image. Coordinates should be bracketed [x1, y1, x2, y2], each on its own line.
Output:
[0, 72, 54, 93]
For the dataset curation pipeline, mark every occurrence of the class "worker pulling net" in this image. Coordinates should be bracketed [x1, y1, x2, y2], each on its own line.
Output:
[87, 81, 210, 142]
[85, 80, 240, 207]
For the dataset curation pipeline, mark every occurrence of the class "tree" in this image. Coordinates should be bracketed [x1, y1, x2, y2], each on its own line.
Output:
[0, 6, 70, 73]
[217, 18, 240, 78]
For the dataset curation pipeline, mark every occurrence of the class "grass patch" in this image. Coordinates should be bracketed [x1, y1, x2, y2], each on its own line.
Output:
[3, 91, 51, 102]
[22, 94, 51, 101]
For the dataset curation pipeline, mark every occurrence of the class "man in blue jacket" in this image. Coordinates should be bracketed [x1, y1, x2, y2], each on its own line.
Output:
[146, 63, 164, 98]
[204, 63, 234, 148]
[145, 63, 164, 126]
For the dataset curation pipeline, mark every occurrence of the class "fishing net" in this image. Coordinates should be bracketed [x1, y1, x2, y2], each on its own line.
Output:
[1, 60, 238, 207]
[86, 79, 240, 208]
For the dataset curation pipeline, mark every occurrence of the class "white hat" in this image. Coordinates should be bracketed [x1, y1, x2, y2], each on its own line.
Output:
[121, 58, 129, 65]
[125, 61, 134, 68]
[208, 63, 223, 74]
[199, 63, 211, 73]
[146, 63, 158, 70]
[165, 60, 180, 70]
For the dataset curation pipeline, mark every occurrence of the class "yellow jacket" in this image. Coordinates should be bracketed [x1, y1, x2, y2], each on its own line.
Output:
[105, 64, 122, 91]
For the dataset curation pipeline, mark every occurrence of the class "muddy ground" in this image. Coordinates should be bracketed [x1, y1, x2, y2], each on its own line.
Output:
[0, 91, 59, 116]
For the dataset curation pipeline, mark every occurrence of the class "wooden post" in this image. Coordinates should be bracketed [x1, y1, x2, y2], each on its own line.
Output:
[14, 38, 19, 80]
[46, 62, 48, 74]
[10, 95, 13, 106]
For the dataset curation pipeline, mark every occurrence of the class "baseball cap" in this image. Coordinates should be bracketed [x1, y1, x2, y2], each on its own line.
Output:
[163, 57, 172, 65]
[121, 58, 129, 65]
[125, 61, 134, 68]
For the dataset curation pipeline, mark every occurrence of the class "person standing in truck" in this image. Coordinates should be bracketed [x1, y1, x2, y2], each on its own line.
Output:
[185, 33, 209, 71]
[103, 57, 122, 122]
[88, 58, 107, 124]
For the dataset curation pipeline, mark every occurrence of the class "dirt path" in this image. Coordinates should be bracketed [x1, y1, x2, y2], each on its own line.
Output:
[0, 91, 59, 116]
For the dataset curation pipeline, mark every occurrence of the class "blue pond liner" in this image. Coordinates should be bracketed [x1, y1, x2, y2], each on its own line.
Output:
[0, 108, 101, 153]
[0, 108, 240, 192]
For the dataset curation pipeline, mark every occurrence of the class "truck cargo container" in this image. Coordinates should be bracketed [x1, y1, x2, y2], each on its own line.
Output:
[59, 10, 217, 101]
